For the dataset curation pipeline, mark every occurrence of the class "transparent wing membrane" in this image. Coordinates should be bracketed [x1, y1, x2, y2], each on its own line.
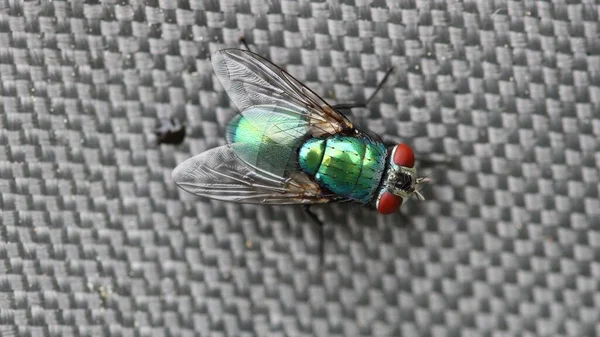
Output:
[212, 49, 355, 137]
[225, 106, 311, 178]
[172, 144, 336, 204]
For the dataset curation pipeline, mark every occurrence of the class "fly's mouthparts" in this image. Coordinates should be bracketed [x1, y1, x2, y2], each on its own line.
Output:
[414, 190, 426, 201]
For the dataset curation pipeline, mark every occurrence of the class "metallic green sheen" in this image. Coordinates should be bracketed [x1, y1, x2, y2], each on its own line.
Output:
[226, 105, 308, 177]
[298, 138, 325, 175]
[299, 135, 387, 203]
[227, 105, 387, 204]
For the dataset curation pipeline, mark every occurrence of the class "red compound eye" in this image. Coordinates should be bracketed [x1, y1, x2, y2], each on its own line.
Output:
[377, 191, 403, 214]
[393, 143, 415, 168]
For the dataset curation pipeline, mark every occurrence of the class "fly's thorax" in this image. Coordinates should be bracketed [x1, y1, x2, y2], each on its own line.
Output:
[298, 135, 387, 203]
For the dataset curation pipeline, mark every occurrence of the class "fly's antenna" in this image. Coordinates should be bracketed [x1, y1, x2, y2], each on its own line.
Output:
[413, 176, 432, 201]
[416, 177, 432, 184]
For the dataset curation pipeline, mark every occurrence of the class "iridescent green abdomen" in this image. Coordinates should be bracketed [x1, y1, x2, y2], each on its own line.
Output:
[227, 105, 308, 177]
[299, 135, 387, 203]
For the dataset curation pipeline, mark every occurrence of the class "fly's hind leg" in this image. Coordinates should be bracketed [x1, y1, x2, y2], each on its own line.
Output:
[239, 37, 273, 63]
[332, 66, 395, 110]
[239, 36, 393, 112]
[303, 205, 325, 266]
[239, 37, 253, 53]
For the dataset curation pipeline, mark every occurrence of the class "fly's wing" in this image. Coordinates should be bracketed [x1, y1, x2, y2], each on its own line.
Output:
[212, 48, 355, 137]
[225, 105, 312, 178]
[172, 144, 338, 204]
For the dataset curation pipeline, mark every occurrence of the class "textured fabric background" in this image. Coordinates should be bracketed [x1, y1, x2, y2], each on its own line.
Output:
[1, 0, 599, 336]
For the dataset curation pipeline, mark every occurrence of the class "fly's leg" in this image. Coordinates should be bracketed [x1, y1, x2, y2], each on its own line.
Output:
[240, 36, 392, 113]
[303, 205, 325, 266]
[417, 155, 452, 169]
[365, 66, 395, 105]
[332, 66, 395, 110]
[240, 36, 393, 111]
[331, 103, 367, 110]
[239, 37, 253, 53]
[383, 141, 451, 168]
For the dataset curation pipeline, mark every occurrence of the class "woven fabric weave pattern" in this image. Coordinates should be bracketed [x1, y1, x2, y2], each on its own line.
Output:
[0, 0, 599, 336]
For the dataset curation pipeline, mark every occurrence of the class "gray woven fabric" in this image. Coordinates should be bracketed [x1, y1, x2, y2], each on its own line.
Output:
[1, 0, 599, 336]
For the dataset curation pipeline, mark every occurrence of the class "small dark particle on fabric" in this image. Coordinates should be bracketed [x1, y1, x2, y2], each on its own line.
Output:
[155, 118, 186, 145]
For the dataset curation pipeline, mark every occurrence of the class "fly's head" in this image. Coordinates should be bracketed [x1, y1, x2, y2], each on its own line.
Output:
[376, 143, 431, 214]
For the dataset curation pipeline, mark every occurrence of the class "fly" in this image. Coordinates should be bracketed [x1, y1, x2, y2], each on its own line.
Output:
[172, 42, 431, 263]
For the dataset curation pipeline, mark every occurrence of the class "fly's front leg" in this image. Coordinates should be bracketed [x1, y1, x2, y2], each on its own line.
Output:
[383, 141, 451, 169]
[303, 205, 325, 266]
[417, 155, 452, 169]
